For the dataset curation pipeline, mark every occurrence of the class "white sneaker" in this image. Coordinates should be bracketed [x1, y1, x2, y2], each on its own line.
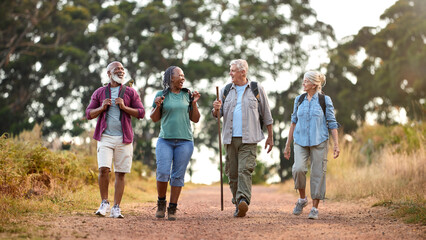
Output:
[308, 207, 319, 219]
[110, 205, 124, 218]
[95, 200, 110, 216]
[293, 198, 308, 215]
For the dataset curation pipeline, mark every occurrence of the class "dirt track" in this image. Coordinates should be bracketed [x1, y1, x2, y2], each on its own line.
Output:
[41, 185, 424, 239]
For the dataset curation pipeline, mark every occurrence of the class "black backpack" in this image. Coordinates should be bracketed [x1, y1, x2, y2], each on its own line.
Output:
[296, 93, 341, 128]
[104, 85, 127, 121]
[296, 92, 326, 116]
[161, 87, 194, 113]
[221, 81, 264, 128]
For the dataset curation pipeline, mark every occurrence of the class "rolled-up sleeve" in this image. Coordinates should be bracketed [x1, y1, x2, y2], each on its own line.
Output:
[130, 89, 145, 119]
[325, 96, 339, 129]
[291, 96, 299, 124]
[211, 88, 224, 119]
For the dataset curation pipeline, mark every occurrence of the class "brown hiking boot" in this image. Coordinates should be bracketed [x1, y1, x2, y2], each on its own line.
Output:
[237, 198, 248, 217]
[167, 205, 177, 221]
[155, 200, 167, 218]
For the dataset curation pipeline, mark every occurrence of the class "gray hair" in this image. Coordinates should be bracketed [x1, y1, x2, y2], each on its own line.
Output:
[304, 70, 326, 92]
[230, 59, 248, 73]
[106, 61, 122, 74]
[162, 66, 178, 90]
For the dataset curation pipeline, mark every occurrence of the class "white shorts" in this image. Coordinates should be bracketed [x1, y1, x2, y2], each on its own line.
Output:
[97, 134, 133, 173]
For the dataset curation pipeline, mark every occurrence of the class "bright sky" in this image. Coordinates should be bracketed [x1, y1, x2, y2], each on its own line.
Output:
[310, 0, 398, 41]
[190, 0, 400, 185]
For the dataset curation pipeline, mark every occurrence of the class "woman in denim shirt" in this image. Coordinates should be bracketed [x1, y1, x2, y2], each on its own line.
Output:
[284, 71, 340, 220]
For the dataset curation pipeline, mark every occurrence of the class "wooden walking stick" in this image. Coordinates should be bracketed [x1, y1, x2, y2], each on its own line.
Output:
[216, 86, 224, 211]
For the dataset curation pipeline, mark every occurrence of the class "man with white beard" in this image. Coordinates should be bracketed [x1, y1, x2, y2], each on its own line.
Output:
[86, 61, 145, 218]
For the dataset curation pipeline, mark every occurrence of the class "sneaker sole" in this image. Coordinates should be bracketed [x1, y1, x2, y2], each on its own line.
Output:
[308, 216, 318, 220]
[95, 211, 106, 217]
[237, 201, 248, 217]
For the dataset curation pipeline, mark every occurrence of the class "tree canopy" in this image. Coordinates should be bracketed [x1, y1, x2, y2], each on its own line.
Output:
[1, 0, 424, 182]
[323, 0, 425, 132]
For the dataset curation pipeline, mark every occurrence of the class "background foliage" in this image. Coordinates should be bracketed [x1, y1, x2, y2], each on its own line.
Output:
[0, 0, 425, 182]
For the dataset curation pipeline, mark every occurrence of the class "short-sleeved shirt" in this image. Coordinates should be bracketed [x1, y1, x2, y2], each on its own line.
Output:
[104, 86, 123, 136]
[291, 92, 339, 147]
[232, 83, 248, 137]
[152, 90, 193, 141]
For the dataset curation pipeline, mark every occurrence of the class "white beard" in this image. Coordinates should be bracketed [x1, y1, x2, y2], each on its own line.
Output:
[111, 74, 123, 84]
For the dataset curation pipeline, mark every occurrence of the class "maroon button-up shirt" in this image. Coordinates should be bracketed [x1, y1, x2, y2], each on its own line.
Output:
[85, 83, 145, 143]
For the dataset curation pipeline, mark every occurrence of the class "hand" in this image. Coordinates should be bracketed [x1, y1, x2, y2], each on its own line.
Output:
[155, 96, 165, 107]
[102, 98, 112, 111]
[212, 99, 222, 112]
[333, 145, 340, 159]
[115, 97, 125, 109]
[264, 136, 273, 153]
[191, 90, 201, 103]
[284, 145, 291, 160]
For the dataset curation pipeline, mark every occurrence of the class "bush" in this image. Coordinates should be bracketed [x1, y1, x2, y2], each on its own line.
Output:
[0, 133, 97, 199]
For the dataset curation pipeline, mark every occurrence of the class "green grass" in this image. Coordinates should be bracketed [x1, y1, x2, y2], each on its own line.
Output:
[374, 199, 426, 225]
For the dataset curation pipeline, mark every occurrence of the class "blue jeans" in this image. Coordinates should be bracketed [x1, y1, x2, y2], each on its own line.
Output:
[155, 138, 194, 187]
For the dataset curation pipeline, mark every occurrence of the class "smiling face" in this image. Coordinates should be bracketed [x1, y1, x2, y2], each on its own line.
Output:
[303, 78, 317, 93]
[170, 67, 185, 90]
[108, 62, 125, 84]
[229, 64, 246, 86]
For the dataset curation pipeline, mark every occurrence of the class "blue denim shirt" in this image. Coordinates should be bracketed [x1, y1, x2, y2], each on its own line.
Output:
[291, 92, 339, 147]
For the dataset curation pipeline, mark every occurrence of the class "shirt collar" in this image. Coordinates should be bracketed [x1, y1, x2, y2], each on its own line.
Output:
[231, 78, 250, 89]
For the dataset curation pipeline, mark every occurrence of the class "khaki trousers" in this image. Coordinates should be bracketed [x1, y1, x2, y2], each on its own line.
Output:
[225, 137, 257, 205]
[292, 140, 328, 200]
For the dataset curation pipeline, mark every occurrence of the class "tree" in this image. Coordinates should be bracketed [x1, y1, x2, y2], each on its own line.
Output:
[1, 0, 334, 181]
[0, 0, 104, 136]
[324, 0, 425, 131]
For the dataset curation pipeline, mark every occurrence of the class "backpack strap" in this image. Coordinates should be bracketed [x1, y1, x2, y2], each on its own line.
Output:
[105, 85, 111, 99]
[220, 83, 233, 113]
[162, 87, 170, 97]
[220, 81, 264, 128]
[222, 83, 233, 101]
[182, 88, 193, 113]
[118, 85, 127, 99]
[297, 93, 307, 110]
[161, 87, 193, 113]
[104, 84, 128, 122]
[296, 92, 326, 116]
[250, 81, 260, 102]
[249, 81, 264, 129]
[318, 93, 326, 116]
[118, 85, 127, 121]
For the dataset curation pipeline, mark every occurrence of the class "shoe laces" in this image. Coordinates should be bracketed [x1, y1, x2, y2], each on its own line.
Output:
[112, 206, 121, 214]
[100, 202, 109, 210]
[158, 201, 166, 210]
[168, 206, 178, 214]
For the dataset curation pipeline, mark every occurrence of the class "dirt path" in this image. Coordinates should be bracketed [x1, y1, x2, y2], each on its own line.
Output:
[41, 185, 424, 239]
